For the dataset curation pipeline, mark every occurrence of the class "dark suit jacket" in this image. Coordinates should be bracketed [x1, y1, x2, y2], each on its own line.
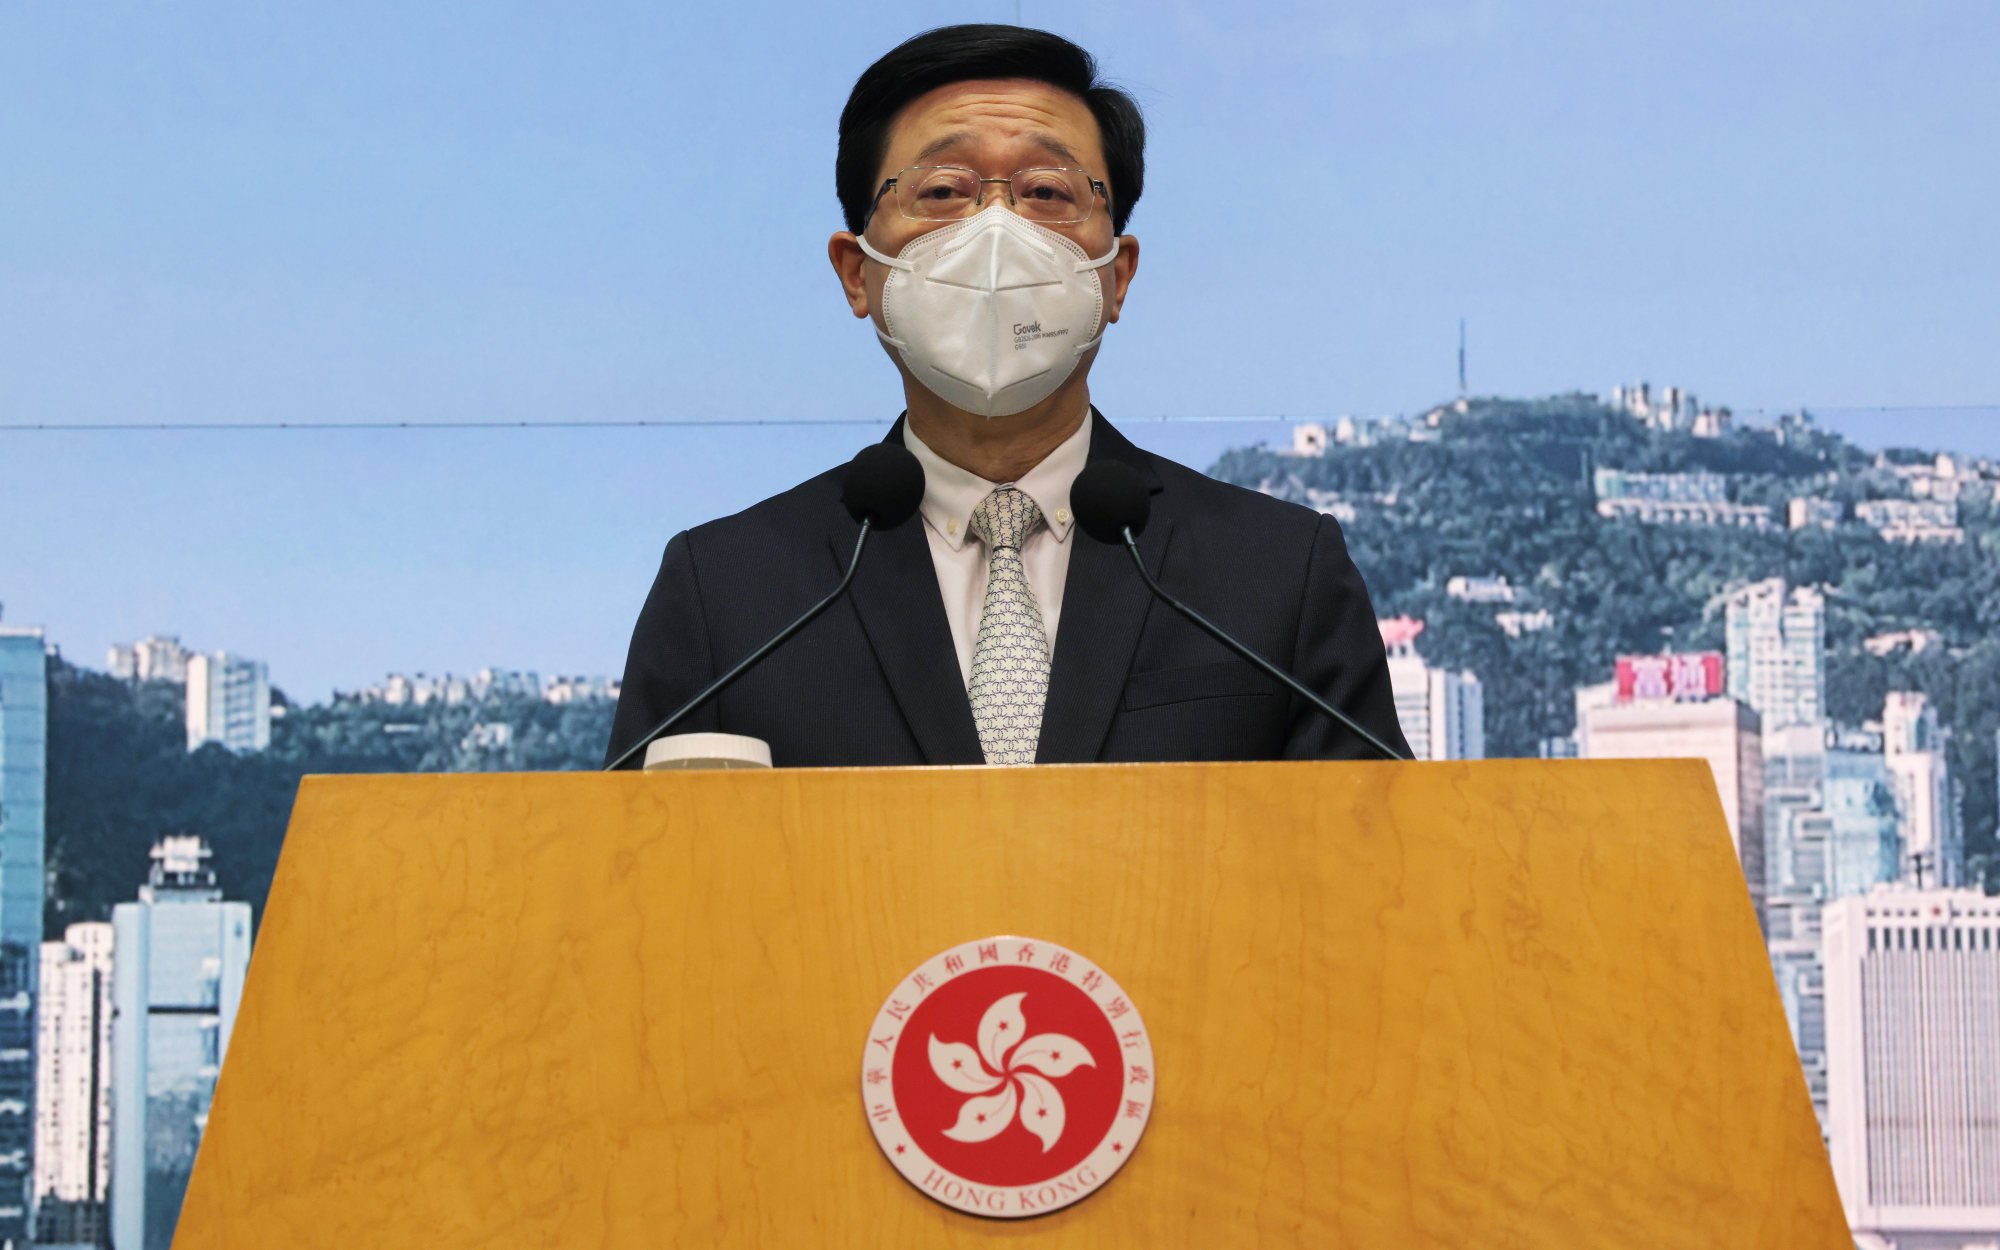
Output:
[606, 410, 1410, 767]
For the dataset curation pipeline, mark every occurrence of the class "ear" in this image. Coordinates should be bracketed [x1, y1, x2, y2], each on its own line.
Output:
[828, 232, 871, 319]
[1104, 235, 1140, 325]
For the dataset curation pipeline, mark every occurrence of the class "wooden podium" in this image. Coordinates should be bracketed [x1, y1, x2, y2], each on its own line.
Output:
[173, 760, 1848, 1247]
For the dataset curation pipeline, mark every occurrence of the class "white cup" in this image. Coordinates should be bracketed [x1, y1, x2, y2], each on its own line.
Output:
[643, 732, 774, 771]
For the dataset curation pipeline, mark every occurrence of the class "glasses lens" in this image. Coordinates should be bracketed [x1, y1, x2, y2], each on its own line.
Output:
[1010, 168, 1093, 224]
[897, 167, 981, 219]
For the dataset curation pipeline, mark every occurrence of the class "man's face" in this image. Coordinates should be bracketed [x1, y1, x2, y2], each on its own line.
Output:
[833, 77, 1137, 332]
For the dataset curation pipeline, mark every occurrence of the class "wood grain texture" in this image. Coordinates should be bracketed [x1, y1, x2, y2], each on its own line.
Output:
[173, 760, 1848, 1247]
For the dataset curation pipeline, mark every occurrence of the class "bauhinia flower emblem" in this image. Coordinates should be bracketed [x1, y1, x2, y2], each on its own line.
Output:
[928, 992, 1095, 1152]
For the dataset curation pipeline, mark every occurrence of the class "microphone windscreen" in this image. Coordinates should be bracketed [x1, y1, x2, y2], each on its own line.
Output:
[1071, 461, 1151, 543]
[841, 443, 926, 529]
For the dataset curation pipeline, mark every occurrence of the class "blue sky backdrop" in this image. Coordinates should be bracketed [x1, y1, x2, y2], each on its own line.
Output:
[3, 1, 1996, 700]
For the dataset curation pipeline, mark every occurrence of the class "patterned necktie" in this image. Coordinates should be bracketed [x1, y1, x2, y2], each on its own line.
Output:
[967, 486, 1051, 765]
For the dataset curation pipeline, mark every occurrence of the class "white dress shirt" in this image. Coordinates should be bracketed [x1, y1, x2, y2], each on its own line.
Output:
[902, 415, 1090, 690]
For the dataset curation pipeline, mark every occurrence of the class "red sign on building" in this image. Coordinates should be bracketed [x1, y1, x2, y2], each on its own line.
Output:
[1615, 652, 1724, 702]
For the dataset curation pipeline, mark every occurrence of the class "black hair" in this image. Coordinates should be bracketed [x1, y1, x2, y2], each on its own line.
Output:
[836, 25, 1146, 236]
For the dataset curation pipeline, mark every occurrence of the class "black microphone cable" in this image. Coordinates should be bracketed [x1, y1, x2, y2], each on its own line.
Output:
[1070, 461, 1411, 763]
[604, 443, 924, 771]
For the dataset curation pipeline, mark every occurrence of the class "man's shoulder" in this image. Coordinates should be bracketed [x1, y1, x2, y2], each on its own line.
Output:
[1136, 443, 1329, 548]
[678, 461, 849, 558]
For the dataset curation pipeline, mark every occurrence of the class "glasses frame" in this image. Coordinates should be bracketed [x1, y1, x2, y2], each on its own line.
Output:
[863, 165, 1110, 229]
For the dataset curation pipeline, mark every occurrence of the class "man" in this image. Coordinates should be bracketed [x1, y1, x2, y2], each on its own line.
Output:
[607, 24, 1408, 768]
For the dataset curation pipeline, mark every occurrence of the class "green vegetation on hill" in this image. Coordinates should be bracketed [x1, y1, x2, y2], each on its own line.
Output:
[43, 664, 612, 937]
[1207, 395, 2000, 885]
[43, 394, 1999, 931]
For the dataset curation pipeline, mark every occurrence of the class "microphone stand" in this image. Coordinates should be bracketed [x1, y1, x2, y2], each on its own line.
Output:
[1118, 528, 1411, 763]
[604, 521, 875, 772]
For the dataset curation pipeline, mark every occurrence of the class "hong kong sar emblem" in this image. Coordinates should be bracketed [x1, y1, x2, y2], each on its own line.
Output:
[859, 936, 1155, 1218]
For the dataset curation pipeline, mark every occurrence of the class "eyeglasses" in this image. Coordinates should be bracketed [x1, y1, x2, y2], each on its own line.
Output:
[866, 165, 1109, 227]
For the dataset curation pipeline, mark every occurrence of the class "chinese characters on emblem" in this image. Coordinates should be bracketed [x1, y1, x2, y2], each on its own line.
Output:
[862, 936, 1156, 1220]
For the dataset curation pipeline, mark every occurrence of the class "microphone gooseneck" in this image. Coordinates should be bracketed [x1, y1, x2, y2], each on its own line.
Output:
[1069, 462, 1411, 764]
[605, 444, 926, 772]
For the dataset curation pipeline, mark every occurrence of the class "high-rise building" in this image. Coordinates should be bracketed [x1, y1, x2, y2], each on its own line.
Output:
[34, 924, 113, 1248]
[184, 652, 270, 753]
[109, 838, 253, 1250]
[1823, 888, 2000, 1242]
[105, 636, 192, 685]
[1761, 722, 1904, 1132]
[1724, 579, 1826, 731]
[0, 625, 48, 1245]
[1882, 692, 1964, 888]
[1578, 692, 1765, 928]
[1765, 725, 1905, 907]
[1378, 618, 1484, 760]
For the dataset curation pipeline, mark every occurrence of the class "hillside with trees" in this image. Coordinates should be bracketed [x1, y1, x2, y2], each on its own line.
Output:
[44, 393, 1999, 933]
[42, 666, 614, 936]
[1207, 395, 1999, 885]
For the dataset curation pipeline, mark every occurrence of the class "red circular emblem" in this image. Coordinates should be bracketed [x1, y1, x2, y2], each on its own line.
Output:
[860, 936, 1155, 1218]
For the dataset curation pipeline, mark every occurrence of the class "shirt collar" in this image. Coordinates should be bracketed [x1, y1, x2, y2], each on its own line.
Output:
[902, 413, 1090, 551]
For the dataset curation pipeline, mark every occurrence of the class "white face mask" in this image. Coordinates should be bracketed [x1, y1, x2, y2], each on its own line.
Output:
[856, 203, 1120, 418]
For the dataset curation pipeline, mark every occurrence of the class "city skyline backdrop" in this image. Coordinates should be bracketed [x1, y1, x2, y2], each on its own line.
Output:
[5, 1, 1997, 700]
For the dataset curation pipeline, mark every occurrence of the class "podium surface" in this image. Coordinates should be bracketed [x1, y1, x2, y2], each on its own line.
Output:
[175, 760, 1847, 1247]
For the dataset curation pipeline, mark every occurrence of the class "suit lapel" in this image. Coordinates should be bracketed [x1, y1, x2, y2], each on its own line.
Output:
[1036, 411, 1170, 764]
[835, 409, 1166, 766]
[837, 421, 984, 765]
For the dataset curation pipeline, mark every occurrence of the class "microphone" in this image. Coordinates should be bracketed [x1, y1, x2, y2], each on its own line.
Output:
[1070, 461, 1410, 763]
[604, 443, 925, 771]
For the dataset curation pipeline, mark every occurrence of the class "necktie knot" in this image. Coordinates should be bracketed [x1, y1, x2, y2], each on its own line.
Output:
[970, 486, 1043, 551]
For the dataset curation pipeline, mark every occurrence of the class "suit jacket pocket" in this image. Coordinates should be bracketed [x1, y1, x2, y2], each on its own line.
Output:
[1122, 661, 1280, 711]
